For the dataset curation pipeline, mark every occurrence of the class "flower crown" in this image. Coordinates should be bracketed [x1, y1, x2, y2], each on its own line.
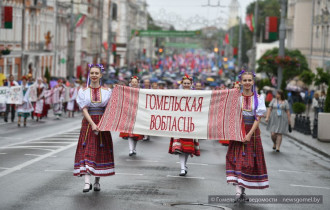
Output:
[88, 63, 105, 73]
[182, 74, 192, 81]
[130, 76, 139, 81]
[238, 69, 256, 80]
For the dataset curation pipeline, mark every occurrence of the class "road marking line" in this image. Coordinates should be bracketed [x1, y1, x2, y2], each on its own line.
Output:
[279, 170, 301, 173]
[176, 162, 209, 166]
[0, 167, 11, 170]
[24, 154, 42, 157]
[0, 142, 77, 178]
[0, 148, 54, 152]
[166, 175, 205, 179]
[0, 153, 7, 155]
[1, 146, 64, 148]
[2, 126, 80, 148]
[290, 184, 330, 190]
[45, 169, 71, 172]
[126, 159, 159, 163]
[0, 137, 23, 140]
[26, 142, 73, 144]
[116, 173, 144, 176]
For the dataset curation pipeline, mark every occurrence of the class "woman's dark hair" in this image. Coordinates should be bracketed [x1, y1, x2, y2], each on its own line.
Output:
[277, 90, 285, 100]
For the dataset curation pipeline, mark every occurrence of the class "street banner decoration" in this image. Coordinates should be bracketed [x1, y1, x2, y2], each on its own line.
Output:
[28, 86, 37, 102]
[265, 16, 278, 40]
[75, 14, 86, 28]
[246, 14, 254, 32]
[0, 87, 9, 103]
[6, 86, 23, 104]
[131, 30, 202, 38]
[98, 86, 245, 141]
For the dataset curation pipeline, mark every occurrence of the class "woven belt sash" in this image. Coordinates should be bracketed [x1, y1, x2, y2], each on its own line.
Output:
[88, 107, 105, 115]
[243, 115, 255, 124]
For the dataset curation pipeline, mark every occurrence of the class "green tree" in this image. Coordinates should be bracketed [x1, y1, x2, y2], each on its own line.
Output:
[314, 67, 330, 86]
[324, 86, 330, 113]
[257, 48, 310, 90]
[299, 70, 315, 85]
[44, 67, 50, 83]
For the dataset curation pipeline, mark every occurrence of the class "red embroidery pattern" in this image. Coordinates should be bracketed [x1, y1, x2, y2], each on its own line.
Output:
[91, 87, 101, 103]
[242, 95, 253, 112]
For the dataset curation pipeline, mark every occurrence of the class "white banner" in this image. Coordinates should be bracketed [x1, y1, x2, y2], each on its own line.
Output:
[28, 86, 37, 102]
[0, 87, 9, 103]
[7, 86, 23, 104]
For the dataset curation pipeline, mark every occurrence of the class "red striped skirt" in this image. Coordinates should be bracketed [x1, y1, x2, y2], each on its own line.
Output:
[226, 121, 269, 189]
[119, 132, 144, 141]
[74, 114, 115, 177]
[168, 138, 200, 156]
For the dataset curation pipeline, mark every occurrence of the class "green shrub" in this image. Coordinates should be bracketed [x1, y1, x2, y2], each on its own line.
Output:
[324, 86, 330, 113]
[292, 102, 306, 114]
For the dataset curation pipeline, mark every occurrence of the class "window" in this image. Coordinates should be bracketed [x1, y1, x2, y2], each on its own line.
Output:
[112, 3, 118, 20]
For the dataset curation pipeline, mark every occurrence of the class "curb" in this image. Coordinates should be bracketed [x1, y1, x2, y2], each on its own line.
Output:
[260, 122, 330, 159]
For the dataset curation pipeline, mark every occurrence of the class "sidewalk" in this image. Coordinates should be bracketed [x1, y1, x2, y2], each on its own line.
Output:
[261, 115, 330, 159]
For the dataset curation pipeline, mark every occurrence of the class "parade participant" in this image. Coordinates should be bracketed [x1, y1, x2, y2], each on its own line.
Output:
[119, 76, 144, 156]
[226, 71, 268, 202]
[33, 77, 45, 121]
[4, 75, 19, 122]
[151, 81, 158, 89]
[52, 79, 65, 119]
[195, 81, 204, 90]
[143, 79, 151, 89]
[74, 64, 115, 192]
[17, 76, 33, 127]
[42, 77, 51, 118]
[265, 90, 291, 152]
[168, 75, 200, 176]
[67, 82, 78, 118]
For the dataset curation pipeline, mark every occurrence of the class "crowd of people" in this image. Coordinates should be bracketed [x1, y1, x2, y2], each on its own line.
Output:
[0, 74, 83, 126]
[70, 64, 269, 204]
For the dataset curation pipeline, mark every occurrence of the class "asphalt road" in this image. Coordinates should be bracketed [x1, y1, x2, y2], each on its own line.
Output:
[0, 114, 329, 210]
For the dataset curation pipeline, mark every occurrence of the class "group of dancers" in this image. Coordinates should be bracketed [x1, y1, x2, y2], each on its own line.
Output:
[73, 64, 269, 203]
[1, 75, 80, 126]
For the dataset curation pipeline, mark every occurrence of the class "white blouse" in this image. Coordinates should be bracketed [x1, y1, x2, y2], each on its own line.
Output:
[240, 94, 266, 117]
[76, 87, 112, 109]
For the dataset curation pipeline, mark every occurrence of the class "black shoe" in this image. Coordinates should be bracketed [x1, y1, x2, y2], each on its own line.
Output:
[4, 118, 8, 122]
[129, 151, 134, 156]
[240, 193, 249, 202]
[94, 183, 101, 191]
[17, 123, 20, 127]
[276, 149, 280, 152]
[272, 146, 276, 150]
[133, 150, 137, 155]
[83, 183, 92, 193]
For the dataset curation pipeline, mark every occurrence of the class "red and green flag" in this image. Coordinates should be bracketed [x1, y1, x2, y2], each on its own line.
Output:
[2, 6, 13, 29]
[245, 14, 254, 32]
[75, 14, 86, 28]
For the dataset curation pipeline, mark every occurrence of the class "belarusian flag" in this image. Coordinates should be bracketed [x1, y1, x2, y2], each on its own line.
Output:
[75, 14, 86, 28]
[224, 33, 230, 44]
[246, 14, 254, 32]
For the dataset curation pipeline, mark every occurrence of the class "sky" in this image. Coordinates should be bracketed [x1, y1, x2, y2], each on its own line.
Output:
[146, 0, 255, 30]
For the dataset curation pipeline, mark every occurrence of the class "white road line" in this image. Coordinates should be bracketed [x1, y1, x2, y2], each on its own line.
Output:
[116, 173, 144, 176]
[126, 159, 159, 163]
[290, 184, 330, 190]
[0, 142, 77, 178]
[0, 147, 54, 152]
[279, 170, 301, 173]
[0, 153, 7, 155]
[45, 169, 71, 172]
[24, 154, 42, 157]
[0, 167, 11, 170]
[166, 175, 205, 179]
[1, 137, 23, 140]
[26, 142, 73, 144]
[176, 162, 209, 166]
[2, 126, 80, 148]
[1, 146, 64, 149]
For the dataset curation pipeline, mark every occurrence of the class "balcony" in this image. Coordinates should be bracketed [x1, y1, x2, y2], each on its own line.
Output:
[314, 14, 330, 25]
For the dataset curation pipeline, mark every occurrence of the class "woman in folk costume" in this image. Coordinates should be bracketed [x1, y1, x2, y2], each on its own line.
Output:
[119, 76, 144, 156]
[168, 75, 200, 176]
[74, 64, 115, 192]
[17, 76, 34, 127]
[33, 77, 45, 121]
[67, 81, 78, 118]
[52, 79, 65, 119]
[226, 71, 268, 203]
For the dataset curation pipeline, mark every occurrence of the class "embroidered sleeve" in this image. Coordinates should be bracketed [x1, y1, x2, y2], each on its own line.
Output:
[76, 89, 90, 109]
[256, 95, 267, 116]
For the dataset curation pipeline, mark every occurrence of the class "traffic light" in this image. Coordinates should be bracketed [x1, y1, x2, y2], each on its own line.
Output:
[158, 48, 163, 54]
[223, 57, 228, 62]
[214, 47, 219, 53]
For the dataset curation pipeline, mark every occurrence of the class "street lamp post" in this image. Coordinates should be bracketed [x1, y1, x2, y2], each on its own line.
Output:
[277, 0, 287, 90]
[251, 0, 259, 71]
